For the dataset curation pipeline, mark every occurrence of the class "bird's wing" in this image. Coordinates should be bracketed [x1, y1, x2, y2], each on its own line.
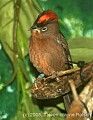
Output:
[57, 33, 72, 68]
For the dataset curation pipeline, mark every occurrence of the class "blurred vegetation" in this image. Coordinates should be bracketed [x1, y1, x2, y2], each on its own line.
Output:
[0, 0, 93, 120]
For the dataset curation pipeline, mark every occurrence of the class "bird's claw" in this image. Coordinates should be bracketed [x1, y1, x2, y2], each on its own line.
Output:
[37, 74, 45, 79]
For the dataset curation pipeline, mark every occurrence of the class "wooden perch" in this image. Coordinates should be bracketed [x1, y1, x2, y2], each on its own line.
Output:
[65, 79, 93, 120]
[31, 61, 93, 99]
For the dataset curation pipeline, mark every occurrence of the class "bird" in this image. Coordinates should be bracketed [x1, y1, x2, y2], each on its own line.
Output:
[29, 10, 71, 76]
[29, 10, 72, 111]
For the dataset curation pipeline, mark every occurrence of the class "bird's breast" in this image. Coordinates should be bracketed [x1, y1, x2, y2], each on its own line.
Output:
[29, 36, 68, 75]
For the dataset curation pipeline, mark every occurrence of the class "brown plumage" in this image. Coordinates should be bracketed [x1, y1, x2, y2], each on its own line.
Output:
[29, 10, 72, 111]
[29, 10, 71, 76]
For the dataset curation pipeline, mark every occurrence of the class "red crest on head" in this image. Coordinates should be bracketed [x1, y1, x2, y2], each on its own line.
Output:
[38, 10, 58, 23]
[34, 10, 58, 26]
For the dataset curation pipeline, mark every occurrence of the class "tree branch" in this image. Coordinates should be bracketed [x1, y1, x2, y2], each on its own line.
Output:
[65, 79, 93, 120]
[31, 61, 93, 99]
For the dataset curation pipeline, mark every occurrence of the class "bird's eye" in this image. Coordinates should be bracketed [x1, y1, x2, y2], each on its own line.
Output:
[41, 27, 47, 32]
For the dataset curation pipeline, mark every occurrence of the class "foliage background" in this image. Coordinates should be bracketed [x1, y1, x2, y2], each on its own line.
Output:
[0, 0, 93, 120]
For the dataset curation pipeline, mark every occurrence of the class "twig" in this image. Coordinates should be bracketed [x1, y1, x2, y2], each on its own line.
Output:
[4, 71, 16, 88]
[13, 0, 21, 61]
[68, 80, 79, 101]
[43, 67, 80, 82]
[3, 0, 21, 88]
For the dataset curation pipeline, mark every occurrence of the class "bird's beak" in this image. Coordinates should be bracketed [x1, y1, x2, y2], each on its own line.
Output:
[29, 26, 40, 33]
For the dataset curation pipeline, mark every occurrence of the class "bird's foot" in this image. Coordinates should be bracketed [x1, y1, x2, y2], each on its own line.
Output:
[49, 71, 56, 76]
[37, 74, 45, 79]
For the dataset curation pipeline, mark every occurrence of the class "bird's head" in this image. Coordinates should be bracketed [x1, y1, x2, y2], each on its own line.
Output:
[30, 10, 60, 36]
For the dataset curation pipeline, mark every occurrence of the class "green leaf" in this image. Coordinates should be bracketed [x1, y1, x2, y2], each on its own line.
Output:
[0, 0, 42, 63]
[68, 37, 93, 62]
[0, 0, 14, 61]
